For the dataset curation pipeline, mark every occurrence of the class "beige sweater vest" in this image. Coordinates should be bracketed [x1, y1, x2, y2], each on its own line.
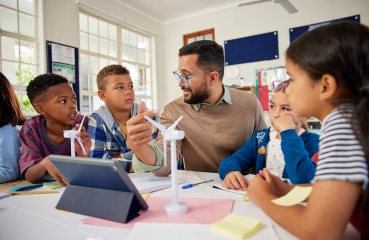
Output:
[152, 88, 266, 176]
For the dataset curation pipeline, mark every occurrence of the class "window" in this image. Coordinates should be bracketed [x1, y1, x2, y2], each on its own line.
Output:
[79, 12, 153, 114]
[0, 0, 37, 113]
[183, 28, 214, 45]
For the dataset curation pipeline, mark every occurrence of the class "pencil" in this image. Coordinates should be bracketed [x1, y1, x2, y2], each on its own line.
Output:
[7, 190, 58, 195]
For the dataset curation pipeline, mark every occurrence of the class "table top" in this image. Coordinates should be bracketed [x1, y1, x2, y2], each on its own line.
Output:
[0, 171, 360, 240]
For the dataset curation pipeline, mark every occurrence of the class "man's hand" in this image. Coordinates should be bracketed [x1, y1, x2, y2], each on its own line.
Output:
[127, 101, 158, 152]
[74, 125, 91, 157]
[222, 171, 249, 191]
[41, 157, 68, 186]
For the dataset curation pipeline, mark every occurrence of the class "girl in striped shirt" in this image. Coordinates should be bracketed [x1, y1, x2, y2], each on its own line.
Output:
[247, 21, 369, 239]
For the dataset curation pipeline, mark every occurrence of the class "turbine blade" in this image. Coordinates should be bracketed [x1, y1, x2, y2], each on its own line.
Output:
[164, 139, 167, 167]
[144, 116, 166, 132]
[78, 115, 86, 132]
[77, 138, 86, 155]
[167, 116, 183, 131]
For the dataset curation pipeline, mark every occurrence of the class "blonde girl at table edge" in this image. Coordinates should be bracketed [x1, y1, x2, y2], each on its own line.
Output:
[247, 21, 369, 240]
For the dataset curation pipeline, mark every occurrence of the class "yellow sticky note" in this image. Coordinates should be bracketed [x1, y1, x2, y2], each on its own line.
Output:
[271, 186, 313, 206]
[211, 213, 262, 239]
[57, 210, 72, 214]
[141, 192, 150, 201]
[243, 196, 250, 202]
[43, 181, 63, 190]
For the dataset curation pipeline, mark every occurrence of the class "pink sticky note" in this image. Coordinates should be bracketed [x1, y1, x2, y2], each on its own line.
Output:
[80, 197, 234, 229]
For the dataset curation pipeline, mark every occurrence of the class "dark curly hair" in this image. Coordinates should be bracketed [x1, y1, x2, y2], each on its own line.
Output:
[26, 73, 68, 105]
[179, 40, 225, 80]
[0, 72, 26, 127]
[97, 64, 130, 90]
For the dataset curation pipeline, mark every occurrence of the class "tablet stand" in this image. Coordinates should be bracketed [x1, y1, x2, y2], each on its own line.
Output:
[56, 185, 140, 223]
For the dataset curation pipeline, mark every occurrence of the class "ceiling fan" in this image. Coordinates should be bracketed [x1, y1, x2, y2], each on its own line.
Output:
[238, 0, 298, 14]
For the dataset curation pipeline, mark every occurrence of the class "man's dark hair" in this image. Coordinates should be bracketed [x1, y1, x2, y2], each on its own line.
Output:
[97, 64, 130, 90]
[26, 73, 68, 105]
[179, 40, 224, 80]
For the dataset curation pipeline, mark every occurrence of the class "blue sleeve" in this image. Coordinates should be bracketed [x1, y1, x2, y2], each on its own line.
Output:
[218, 132, 258, 179]
[280, 129, 319, 184]
[0, 125, 21, 183]
[87, 115, 113, 159]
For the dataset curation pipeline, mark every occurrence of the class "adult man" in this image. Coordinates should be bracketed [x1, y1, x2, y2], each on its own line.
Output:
[127, 40, 266, 176]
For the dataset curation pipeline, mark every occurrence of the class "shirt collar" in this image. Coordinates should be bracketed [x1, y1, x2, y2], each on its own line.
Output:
[193, 85, 232, 111]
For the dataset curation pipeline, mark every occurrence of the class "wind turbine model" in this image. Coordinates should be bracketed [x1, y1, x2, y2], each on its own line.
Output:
[144, 115, 188, 215]
[63, 115, 86, 157]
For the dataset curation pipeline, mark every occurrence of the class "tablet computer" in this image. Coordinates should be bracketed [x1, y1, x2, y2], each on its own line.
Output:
[49, 154, 148, 220]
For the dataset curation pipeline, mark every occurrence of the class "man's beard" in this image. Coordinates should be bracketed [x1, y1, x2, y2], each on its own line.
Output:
[183, 81, 210, 104]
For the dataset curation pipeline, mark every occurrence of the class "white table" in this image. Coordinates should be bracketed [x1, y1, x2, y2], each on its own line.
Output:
[0, 171, 360, 240]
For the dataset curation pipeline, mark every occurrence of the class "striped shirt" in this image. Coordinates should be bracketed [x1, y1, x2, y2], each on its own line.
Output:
[312, 104, 368, 189]
[19, 114, 88, 176]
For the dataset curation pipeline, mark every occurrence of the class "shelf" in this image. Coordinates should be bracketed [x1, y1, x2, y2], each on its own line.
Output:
[234, 86, 256, 95]
[306, 117, 321, 131]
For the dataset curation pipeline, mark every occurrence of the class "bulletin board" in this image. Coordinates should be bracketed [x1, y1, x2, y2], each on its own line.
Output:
[289, 15, 360, 43]
[224, 31, 279, 65]
[46, 41, 80, 110]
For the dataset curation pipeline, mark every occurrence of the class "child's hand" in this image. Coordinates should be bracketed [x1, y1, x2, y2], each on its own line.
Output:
[259, 169, 293, 197]
[41, 157, 68, 186]
[223, 171, 249, 191]
[74, 125, 91, 157]
[247, 168, 276, 206]
[272, 114, 296, 132]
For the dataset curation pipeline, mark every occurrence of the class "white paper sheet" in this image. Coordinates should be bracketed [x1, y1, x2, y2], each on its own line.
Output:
[126, 222, 280, 240]
[129, 172, 185, 193]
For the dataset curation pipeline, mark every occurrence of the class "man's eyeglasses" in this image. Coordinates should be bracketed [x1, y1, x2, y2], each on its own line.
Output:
[173, 70, 212, 87]
[271, 80, 290, 90]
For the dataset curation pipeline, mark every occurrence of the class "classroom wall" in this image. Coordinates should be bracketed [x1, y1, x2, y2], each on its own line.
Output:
[162, 0, 369, 108]
[39, 0, 369, 111]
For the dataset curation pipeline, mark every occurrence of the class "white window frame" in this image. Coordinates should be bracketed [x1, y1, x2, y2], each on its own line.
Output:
[0, 0, 38, 114]
[79, 11, 154, 114]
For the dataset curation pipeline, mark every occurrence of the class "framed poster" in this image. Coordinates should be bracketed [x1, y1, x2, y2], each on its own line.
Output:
[46, 41, 80, 110]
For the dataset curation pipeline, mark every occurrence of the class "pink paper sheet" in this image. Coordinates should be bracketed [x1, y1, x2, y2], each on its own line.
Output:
[80, 197, 234, 229]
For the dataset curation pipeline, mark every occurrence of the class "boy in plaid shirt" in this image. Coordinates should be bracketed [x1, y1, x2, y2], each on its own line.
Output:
[87, 64, 157, 172]
[19, 73, 91, 186]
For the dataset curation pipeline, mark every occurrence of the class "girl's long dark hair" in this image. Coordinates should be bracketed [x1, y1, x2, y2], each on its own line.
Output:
[0, 72, 26, 127]
[286, 21, 369, 237]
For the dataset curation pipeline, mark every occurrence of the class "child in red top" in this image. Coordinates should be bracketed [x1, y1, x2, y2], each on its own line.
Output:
[19, 73, 91, 186]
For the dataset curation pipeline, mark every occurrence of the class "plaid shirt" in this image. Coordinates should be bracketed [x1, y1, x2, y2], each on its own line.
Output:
[19, 114, 88, 176]
[88, 103, 157, 172]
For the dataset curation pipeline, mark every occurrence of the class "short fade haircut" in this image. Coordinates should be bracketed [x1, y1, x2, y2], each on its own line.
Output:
[97, 64, 130, 90]
[178, 40, 225, 80]
[27, 73, 68, 105]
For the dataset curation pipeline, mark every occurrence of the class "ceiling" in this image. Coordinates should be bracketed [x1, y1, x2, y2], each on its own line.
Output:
[113, 0, 263, 24]
[113, 0, 334, 24]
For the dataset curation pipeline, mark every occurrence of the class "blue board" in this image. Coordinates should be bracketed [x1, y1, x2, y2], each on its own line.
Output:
[289, 15, 360, 43]
[224, 31, 279, 65]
